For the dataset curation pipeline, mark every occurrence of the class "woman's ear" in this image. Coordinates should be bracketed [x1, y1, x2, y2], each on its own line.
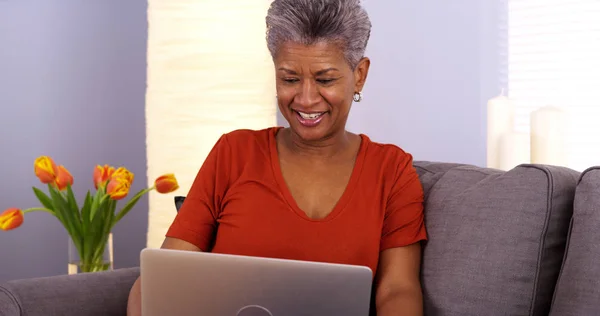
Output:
[354, 57, 371, 92]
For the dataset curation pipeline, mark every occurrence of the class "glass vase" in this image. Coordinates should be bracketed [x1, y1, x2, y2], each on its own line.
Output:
[68, 233, 114, 274]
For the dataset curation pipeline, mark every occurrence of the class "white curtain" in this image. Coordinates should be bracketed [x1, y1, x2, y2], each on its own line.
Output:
[508, 0, 600, 171]
[145, 0, 277, 248]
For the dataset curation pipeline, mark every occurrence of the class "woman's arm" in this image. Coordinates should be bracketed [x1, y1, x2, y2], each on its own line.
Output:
[126, 237, 202, 316]
[375, 243, 424, 316]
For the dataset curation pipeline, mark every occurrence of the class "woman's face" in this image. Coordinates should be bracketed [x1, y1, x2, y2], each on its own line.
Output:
[274, 41, 369, 143]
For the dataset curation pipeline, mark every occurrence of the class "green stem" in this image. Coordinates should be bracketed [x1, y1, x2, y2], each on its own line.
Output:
[22, 207, 54, 215]
[111, 187, 154, 228]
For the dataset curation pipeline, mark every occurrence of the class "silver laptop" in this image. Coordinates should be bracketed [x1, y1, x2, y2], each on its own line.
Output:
[140, 248, 373, 316]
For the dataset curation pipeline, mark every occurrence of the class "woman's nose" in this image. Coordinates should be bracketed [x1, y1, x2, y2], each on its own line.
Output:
[295, 80, 321, 108]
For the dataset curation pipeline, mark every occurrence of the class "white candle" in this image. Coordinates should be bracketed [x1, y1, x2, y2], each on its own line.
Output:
[499, 131, 530, 171]
[530, 106, 568, 166]
[487, 93, 515, 169]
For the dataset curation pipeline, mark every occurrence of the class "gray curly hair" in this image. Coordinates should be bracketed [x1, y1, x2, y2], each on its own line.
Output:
[265, 0, 372, 69]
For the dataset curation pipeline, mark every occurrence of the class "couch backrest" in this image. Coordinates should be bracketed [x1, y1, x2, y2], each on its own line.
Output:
[414, 161, 579, 316]
[175, 196, 185, 212]
[549, 167, 600, 316]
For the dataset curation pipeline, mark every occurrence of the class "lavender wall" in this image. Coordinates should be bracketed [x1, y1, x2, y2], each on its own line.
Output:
[346, 1, 505, 167]
[0, 1, 148, 282]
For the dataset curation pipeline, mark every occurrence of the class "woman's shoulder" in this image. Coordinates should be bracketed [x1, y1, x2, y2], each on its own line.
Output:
[357, 136, 420, 200]
[359, 134, 418, 180]
[360, 134, 413, 163]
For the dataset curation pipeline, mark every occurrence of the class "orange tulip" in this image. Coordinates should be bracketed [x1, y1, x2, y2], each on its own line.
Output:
[54, 165, 74, 191]
[34, 156, 58, 184]
[111, 167, 134, 185]
[154, 174, 179, 193]
[106, 176, 130, 200]
[0, 208, 24, 231]
[93, 165, 115, 189]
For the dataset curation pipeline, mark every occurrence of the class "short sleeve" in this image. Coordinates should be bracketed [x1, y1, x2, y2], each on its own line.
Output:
[165, 134, 231, 251]
[380, 153, 427, 251]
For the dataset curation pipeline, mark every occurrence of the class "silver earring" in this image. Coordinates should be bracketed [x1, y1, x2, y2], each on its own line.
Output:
[353, 92, 363, 102]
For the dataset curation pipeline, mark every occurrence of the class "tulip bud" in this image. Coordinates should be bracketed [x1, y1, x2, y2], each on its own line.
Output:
[93, 165, 115, 189]
[0, 208, 24, 231]
[155, 174, 179, 194]
[54, 165, 74, 191]
[111, 167, 134, 185]
[34, 156, 58, 184]
[106, 176, 130, 200]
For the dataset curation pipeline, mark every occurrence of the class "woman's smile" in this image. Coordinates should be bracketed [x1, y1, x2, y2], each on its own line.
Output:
[294, 110, 327, 127]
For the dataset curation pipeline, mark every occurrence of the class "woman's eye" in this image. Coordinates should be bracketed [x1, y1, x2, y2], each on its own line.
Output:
[317, 79, 335, 84]
[283, 78, 299, 83]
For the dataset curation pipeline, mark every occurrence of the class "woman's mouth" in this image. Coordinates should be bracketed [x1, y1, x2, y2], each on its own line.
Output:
[294, 110, 326, 127]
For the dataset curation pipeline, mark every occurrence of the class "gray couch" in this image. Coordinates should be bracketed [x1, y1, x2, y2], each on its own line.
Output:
[1, 162, 599, 316]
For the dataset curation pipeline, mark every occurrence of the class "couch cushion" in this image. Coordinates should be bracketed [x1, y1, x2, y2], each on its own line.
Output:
[0, 267, 139, 316]
[549, 167, 600, 316]
[414, 161, 579, 316]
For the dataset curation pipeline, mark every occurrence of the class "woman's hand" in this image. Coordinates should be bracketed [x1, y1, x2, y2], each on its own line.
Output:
[375, 243, 424, 316]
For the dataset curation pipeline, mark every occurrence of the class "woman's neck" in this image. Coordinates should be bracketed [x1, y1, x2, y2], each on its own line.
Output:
[279, 128, 358, 162]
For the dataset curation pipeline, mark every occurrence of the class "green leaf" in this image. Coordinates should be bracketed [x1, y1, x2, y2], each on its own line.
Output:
[91, 200, 115, 261]
[46, 186, 67, 226]
[32, 187, 55, 212]
[62, 185, 84, 261]
[90, 187, 106, 220]
[80, 191, 92, 236]
[66, 184, 82, 224]
[83, 196, 110, 263]
[109, 198, 118, 217]
[112, 188, 151, 229]
[48, 185, 81, 252]
[49, 185, 82, 239]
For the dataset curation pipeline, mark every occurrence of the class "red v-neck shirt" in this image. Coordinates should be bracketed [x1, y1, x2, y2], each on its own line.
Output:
[166, 127, 427, 277]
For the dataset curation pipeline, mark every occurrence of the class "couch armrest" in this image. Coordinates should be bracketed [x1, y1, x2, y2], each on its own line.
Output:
[0, 285, 20, 316]
[0, 267, 139, 316]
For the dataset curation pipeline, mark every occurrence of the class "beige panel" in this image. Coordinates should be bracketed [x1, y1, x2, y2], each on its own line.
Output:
[146, 0, 276, 248]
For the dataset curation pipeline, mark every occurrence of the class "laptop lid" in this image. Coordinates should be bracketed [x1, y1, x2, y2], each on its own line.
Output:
[141, 248, 373, 316]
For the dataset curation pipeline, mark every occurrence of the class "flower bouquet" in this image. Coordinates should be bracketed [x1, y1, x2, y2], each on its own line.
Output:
[0, 156, 179, 273]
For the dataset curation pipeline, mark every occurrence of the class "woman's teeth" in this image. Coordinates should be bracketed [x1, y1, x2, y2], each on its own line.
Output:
[298, 111, 324, 119]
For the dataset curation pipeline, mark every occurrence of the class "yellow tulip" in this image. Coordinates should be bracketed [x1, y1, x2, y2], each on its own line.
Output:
[154, 174, 179, 194]
[111, 167, 134, 185]
[106, 176, 130, 200]
[0, 208, 24, 231]
[34, 156, 58, 184]
[93, 164, 115, 189]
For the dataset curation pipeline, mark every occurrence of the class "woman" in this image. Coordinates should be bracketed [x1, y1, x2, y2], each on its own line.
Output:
[128, 0, 427, 315]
